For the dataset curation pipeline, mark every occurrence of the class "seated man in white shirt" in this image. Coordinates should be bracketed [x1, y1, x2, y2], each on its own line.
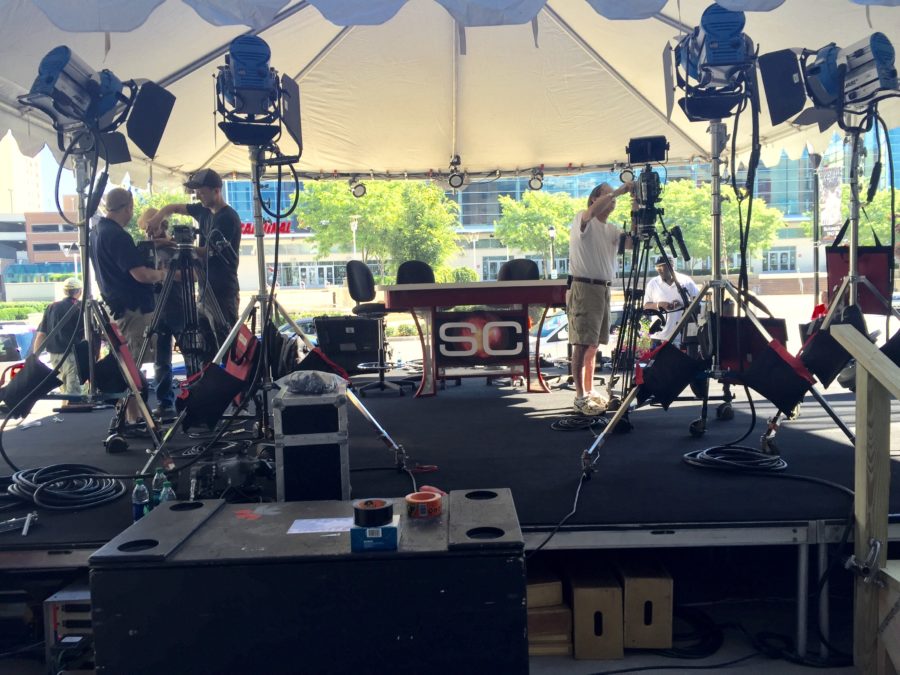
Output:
[643, 254, 699, 349]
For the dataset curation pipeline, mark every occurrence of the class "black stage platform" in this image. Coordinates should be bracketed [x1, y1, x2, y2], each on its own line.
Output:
[1, 373, 895, 657]
[0, 373, 896, 557]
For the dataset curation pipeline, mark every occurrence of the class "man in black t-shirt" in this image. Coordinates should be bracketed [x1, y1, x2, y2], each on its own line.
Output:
[90, 188, 168, 425]
[33, 277, 85, 398]
[147, 168, 241, 346]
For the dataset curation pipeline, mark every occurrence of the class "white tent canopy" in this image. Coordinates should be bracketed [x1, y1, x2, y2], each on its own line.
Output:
[1, 0, 898, 187]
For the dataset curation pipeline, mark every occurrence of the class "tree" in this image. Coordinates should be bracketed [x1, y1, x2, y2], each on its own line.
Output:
[129, 189, 192, 241]
[494, 191, 578, 273]
[839, 184, 896, 245]
[657, 180, 783, 271]
[295, 181, 459, 280]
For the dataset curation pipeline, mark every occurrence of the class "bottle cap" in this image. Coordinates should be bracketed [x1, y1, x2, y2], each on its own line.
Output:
[135, 478, 144, 484]
[163, 481, 172, 487]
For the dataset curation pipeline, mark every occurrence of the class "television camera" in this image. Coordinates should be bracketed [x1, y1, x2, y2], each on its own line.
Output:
[171, 224, 199, 247]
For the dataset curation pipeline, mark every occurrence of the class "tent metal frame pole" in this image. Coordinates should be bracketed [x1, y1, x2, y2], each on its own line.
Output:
[543, 5, 706, 159]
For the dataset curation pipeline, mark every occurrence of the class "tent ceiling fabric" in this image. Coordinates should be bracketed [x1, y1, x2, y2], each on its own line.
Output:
[0, 0, 898, 188]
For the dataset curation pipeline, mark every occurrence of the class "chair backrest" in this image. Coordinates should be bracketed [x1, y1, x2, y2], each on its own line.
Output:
[346, 260, 376, 303]
[396, 260, 435, 284]
[497, 258, 539, 281]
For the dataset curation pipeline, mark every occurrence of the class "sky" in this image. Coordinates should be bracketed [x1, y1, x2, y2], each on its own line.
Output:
[38, 145, 75, 211]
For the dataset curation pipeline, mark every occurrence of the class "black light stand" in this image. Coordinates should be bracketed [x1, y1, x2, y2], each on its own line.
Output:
[62, 131, 166, 454]
[582, 118, 855, 476]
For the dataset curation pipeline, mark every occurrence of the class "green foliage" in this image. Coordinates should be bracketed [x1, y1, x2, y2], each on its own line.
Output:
[657, 180, 783, 270]
[129, 189, 192, 240]
[0, 302, 49, 320]
[384, 323, 417, 337]
[295, 181, 460, 275]
[433, 266, 478, 283]
[840, 185, 896, 243]
[494, 191, 578, 272]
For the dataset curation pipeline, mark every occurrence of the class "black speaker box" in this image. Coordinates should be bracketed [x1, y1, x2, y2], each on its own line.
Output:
[313, 316, 379, 374]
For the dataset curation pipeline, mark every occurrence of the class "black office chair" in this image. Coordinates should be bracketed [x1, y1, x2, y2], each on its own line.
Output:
[394, 260, 460, 389]
[396, 260, 435, 284]
[345, 260, 412, 396]
[488, 259, 541, 387]
[497, 258, 539, 281]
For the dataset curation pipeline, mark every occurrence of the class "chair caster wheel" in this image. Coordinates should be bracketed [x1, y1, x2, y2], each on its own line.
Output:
[105, 434, 128, 454]
[716, 402, 734, 420]
[689, 419, 706, 437]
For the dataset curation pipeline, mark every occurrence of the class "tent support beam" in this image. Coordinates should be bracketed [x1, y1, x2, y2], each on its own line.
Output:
[543, 6, 706, 159]
[199, 24, 355, 172]
[157, 2, 312, 89]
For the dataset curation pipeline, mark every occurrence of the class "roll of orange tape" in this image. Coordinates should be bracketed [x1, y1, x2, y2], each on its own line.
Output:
[405, 491, 442, 519]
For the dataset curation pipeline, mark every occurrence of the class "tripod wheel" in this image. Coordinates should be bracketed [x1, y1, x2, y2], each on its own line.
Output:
[716, 402, 734, 421]
[689, 419, 706, 437]
[105, 434, 128, 454]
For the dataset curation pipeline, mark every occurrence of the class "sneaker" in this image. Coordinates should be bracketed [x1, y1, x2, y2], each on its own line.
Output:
[586, 389, 609, 406]
[573, 396, 606, 416]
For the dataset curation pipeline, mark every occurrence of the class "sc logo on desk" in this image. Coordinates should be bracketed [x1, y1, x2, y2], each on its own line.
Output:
[436, 313, 526, 360]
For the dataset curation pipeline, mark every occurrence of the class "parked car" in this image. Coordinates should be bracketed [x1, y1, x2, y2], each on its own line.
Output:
[529, 305, 624, 367]
[0, 322, 36, 363]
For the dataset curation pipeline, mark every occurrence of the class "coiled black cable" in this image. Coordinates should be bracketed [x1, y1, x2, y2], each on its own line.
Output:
[7, 464, 126, 510]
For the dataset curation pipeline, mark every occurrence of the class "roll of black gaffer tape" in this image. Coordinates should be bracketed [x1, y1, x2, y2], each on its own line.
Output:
[353, 498, 394, 527]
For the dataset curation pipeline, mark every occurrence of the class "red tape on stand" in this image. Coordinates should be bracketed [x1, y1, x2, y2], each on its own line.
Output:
[353, 499, 394, 527]
[405, 491, 442, 519]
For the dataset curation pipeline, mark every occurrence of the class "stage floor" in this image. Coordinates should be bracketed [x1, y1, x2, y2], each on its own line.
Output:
[0, 369, 898, 555]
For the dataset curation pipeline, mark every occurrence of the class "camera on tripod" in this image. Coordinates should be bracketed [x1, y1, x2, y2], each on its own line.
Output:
[622, 135, 669, 232]
[171, 224, 198, 246]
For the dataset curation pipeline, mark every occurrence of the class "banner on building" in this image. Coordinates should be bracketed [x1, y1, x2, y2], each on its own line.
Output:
[819, 165, 843, 244]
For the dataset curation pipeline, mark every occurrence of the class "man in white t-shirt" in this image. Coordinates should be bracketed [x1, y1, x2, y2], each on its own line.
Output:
[643, 254, 699, 348]
[566, 181, 635, 415]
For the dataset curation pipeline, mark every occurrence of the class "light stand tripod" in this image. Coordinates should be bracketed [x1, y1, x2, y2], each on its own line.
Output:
[821, 121, 899, 325]
[63, 133, 165, 453]
[606, 218, 694, 412]
[582, 119, 854, 475]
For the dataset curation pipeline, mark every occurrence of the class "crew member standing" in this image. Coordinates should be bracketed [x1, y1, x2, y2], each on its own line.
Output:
[146, 169, 242, 347]
[32, 277, 85, 400]
[643, 254, 700, 349]
[90, 188, 167, 428]
[567, 181, 635, 415]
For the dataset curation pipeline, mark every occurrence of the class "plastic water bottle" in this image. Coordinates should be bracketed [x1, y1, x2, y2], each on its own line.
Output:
[159, 481, 177, 504]
[150, 468, 166, 508]
[132, 479, 150, 522]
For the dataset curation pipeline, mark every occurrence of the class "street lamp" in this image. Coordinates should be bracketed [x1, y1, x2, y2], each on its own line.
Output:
[350, 216, 359, 258]
[548, 225, 557, 279]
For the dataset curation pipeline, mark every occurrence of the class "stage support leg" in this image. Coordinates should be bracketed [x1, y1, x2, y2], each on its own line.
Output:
[818, 537, 830, 659]
[797, 539, 809, 658]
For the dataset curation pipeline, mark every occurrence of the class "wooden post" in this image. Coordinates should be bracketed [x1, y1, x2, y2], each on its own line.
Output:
[853, 365, 891, 672]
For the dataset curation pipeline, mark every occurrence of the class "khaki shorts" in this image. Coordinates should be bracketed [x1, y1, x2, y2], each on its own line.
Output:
[113, 308, 155, 364]
[566, 281, 611, 346]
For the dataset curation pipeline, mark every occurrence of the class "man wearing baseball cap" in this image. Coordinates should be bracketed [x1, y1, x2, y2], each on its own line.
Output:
[643, 253, 699, 349]
[145, 168, 242, 346]
[32, 277, 85, 401]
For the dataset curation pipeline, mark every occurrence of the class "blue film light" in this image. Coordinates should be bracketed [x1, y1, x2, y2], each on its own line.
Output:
[27, 46, 123, 127]
[219, 36, 277, 117]
[675, 4, 753, 89]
